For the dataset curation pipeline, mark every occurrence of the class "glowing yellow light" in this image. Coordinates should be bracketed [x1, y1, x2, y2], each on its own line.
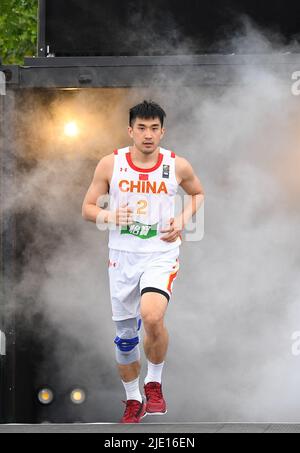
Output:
[70, 389, 86, 405]
[73, 392, 82, 401]
[38, 389, 54, 405]
[64, 121, 79, 138]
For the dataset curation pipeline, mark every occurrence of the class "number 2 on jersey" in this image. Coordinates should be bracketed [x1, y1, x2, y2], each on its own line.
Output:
[137, 200, 148, 215]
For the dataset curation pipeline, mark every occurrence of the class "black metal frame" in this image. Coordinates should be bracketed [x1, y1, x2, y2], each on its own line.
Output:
[0, 92, 4, 423]
[38, 0, 47, 57]
[1, 54, 300, 89]
[0, 88, 17, 423]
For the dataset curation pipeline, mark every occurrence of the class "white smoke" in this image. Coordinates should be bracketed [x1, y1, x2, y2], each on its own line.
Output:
[2, 16, 300, 422]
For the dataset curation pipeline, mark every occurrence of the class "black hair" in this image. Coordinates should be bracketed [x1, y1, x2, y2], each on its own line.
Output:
[129, 100, 166, 128]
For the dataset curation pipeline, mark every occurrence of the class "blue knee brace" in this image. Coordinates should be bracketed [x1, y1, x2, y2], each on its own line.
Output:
[114, 317, 142, 365]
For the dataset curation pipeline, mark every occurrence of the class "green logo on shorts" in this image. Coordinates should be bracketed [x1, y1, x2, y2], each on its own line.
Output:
[121, 221, 158, 239]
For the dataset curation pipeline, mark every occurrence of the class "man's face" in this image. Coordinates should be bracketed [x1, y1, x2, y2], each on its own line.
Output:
[128, 117, 165, 154]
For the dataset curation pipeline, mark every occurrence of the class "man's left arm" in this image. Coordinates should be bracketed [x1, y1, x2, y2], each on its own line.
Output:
[160, 156, 205, 242]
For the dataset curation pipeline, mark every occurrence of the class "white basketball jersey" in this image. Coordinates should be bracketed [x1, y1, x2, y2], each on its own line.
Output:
[108, 146, 182, 253]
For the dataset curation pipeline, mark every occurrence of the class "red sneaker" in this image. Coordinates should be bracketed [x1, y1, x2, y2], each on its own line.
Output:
[144, 382, 167, 415]
[120, 400, 147, 424]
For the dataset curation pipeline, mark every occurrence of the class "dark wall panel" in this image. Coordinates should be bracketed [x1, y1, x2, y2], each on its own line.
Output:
[42, 0, 300, 56]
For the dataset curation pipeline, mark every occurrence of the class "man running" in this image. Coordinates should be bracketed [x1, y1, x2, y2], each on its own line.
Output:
[82, 100, 205, 423]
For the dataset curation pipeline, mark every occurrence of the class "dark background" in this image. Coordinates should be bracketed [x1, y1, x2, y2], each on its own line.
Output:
[44, 0, 300, 56]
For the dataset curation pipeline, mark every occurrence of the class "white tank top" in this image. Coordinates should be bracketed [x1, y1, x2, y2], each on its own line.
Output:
[108, 146, 182, 253]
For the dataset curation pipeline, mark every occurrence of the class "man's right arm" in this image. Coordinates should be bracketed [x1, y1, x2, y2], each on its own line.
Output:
[82, 154, 134, 227]
[82, 154, 113, 224]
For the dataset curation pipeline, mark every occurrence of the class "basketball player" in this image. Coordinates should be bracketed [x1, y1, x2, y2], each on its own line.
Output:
[82, 100, 205, 423]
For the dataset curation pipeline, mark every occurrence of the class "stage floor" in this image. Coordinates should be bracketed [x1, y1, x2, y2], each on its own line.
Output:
[0, 423, 300, 433]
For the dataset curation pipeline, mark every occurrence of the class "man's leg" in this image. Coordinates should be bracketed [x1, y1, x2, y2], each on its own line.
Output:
[114, 317, 147, 423]
[140, 292, 169, 365]
[140, 292, 169, 415]
[114, 317, 142, 386]
[117, 361, 141, 382]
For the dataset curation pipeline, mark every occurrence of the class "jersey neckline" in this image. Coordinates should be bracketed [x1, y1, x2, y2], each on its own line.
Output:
[125, 147, 164, 173]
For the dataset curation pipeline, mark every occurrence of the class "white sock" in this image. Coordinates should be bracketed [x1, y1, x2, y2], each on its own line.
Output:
[144, 360, 165, 385]
[122, 377, 142, 403]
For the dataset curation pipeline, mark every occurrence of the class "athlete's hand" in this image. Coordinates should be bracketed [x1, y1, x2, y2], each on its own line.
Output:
[112, 203, 134, 226]
[160, 217, 184, 242]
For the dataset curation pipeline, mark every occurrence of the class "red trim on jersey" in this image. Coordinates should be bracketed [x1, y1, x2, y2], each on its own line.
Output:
[171, 151, 176, 158]
[126, 151, 164, 173]
[114, 149, 118, 155]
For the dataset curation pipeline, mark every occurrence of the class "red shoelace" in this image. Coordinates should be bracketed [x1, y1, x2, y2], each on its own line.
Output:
[122, 400, 143, 421]
[145, 382, 163, 402]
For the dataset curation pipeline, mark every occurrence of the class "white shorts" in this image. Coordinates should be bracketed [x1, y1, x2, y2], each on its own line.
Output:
[108, 246, 180, 321]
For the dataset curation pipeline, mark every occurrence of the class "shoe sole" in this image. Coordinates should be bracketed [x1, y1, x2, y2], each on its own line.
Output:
[146, 410, 168, 416]
[121, 412, 147, 424]
[139, 405, 148, 421]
